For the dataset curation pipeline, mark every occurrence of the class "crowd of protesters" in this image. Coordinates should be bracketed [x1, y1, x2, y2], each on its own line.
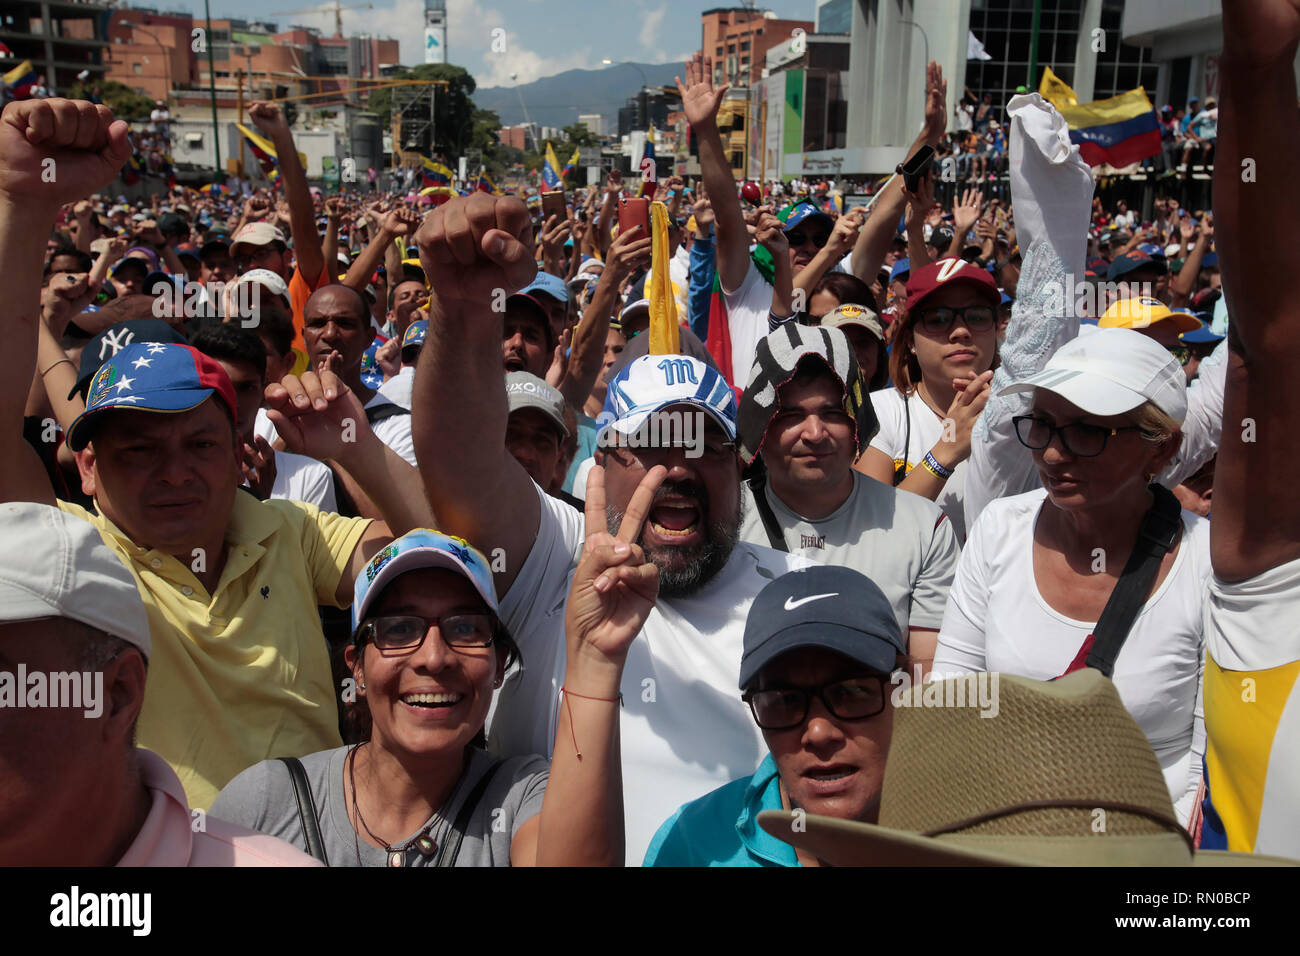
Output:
[1, 0, 1298, 869]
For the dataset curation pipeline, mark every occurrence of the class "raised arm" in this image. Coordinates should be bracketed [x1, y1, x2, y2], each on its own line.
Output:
[1211, 0, 1300, 581]
[677, 54, 749, 293]
[247, 101, 323, 287]
[411, 194, 540, 595]
[1, 99, 130, 504]
[343, 207, 419, 292]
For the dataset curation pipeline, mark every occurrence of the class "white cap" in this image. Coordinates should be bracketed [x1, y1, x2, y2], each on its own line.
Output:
[231, 268, 290, 303]
[0, 503, 150, 660]
[998, 327, 1187, 424]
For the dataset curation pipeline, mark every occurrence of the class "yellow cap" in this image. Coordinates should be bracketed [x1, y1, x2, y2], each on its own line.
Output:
[1099, 296, 1201, 333]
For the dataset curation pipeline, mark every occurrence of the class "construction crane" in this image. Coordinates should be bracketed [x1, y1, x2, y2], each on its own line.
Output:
[269, 1, 374, 38]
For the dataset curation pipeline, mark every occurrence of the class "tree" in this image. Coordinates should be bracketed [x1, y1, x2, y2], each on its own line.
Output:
[562, 123, 599, 148]
[366, 63, 479, 156]
[65, 80, 153, 122]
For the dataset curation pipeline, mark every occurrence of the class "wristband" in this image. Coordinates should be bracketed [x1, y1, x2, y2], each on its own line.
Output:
[922, 451, 954, 481]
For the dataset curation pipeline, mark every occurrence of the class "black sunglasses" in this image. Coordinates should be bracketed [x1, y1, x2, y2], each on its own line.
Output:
[742, 675, 890, 730]
[916, 305, 996, 335]
[785, 229, 830, 249]
[1012, 415, 1142, 458]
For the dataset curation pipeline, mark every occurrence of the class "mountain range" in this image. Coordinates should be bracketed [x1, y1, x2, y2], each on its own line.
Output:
[474, 61, 684, 131]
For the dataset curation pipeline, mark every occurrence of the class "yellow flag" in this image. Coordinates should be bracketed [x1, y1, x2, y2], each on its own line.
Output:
[647, 200, 679, 356]
[1039, 65, 1079, 111]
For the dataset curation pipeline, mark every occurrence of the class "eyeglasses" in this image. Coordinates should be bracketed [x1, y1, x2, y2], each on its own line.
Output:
[1168, 345, 1191, 365]
[785, 229, 830, 249]
[1013, 415, 1142, 458]
[604, 439, 737, 469]
[355, 614, 496, 653]
[915, 305, 996, 335]
[742, 675, 890, 730]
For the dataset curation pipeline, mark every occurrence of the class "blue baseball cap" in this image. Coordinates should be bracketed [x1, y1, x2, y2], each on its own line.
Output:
[351, 529, 498, 633]
[890, 258, 911, 282]
[66, 342, 237, 451]
[1107, 251, 1167, 281]
[522, 271, 570, 304]
[402, 320, 428, 351]
[1201, 252, 1218, 269]
[781, 201, 833, 235]
[1179, 319, 1224, 345]
[598, 353, 738, 448]
[739, 565, 903, 690]
[1138, 243, 1166, 260]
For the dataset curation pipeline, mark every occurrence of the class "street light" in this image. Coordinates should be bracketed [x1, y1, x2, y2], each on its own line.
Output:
[602, 59, 649, 129]
[509, 71, 536, 152]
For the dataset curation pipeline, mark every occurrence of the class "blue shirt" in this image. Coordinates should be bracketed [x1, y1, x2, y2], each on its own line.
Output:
[642, 754, 800, 867]
[562, 413, 599, 494]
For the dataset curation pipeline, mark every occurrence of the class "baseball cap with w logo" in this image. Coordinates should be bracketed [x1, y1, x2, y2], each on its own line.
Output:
[905, 257, 1000, 312]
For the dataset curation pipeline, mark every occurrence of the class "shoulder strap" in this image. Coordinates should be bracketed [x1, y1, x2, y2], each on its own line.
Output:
[437, 759, 505, 868]
[279, 756, 329, 865]
[365, 401, 411, 425]
[746, 473, 788, 553]
[894, 394, 912, 487]
[1084, 484, 1183, 678]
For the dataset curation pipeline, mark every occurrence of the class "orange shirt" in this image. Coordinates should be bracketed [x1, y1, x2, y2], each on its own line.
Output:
[288, 261, 332, 375]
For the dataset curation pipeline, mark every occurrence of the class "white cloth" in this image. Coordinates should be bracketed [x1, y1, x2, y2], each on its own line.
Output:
[722, 260, 777, 387]
[963, 94, 1095, 535]
[868, 388, 970, 543]
[363, 393, 417, 467]
[739, 473, 960, 634]
[377, 366, 415, 410]
[245, 410, 336, 511]
[932, 488, 1209, 825]
[487, 482, 810, 864]
[1159, 339, 1226, 488]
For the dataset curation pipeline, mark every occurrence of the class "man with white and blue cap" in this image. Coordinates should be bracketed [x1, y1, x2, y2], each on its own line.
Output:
[413, 194, 811, 862]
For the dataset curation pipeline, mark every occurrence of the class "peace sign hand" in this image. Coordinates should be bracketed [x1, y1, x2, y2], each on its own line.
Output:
[565, 463, 665, 676]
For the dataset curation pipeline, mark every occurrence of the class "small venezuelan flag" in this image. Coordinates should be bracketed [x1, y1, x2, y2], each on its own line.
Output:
[1039, 66, 1160, 168]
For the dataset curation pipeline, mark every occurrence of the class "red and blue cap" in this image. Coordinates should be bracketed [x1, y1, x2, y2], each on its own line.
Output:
[66, 342, 238, 451]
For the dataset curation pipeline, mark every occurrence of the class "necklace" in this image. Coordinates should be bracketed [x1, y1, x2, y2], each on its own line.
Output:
[347, 743, 467, 867]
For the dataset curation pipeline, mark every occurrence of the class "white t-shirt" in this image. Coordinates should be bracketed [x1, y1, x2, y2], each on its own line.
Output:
[932, 488, 1209, 825]
[739, 472, 959, 635]
[377, 366, 415, 410]
[722, 261, 777, 387]
[267, 450, 337, 512]
[487, 482, 810, 864]
[868, 387, 969, 543]
[363, 393, 417, 467]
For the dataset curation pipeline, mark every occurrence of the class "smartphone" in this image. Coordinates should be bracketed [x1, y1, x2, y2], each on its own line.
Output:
[898, 145, 936, 193]
[541, 190, 566, 224]
[618, 196, 650, 238]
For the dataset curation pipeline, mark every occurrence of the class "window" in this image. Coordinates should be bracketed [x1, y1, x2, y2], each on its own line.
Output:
[740, 40, 750, 51]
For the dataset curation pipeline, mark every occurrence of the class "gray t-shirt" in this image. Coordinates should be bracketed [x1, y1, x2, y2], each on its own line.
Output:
[209, 745, 549, 867]
[740, 471, 960, 635]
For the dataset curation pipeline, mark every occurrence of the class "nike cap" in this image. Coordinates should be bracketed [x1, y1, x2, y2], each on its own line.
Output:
[739, 565, 904, 691]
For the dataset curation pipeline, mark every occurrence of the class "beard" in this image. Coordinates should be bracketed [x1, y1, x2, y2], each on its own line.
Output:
[607, 479, 743, 599]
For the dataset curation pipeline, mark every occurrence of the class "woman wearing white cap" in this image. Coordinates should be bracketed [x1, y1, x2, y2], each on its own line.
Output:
[210, 463, 665, 865]
[932, 328, 1209, 826]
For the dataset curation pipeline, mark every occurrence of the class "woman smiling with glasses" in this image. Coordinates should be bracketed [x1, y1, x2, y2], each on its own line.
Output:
[210, 465, 666, 866]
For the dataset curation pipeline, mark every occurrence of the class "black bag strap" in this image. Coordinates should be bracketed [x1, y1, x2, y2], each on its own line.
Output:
[365, 401, 411, 425]
[893, 395, 912, 487]
[1084, 483, 1183, 678]
[279, 756, 329, 865]
[746, 473, 788, 553]
[436, 759, 505, 867]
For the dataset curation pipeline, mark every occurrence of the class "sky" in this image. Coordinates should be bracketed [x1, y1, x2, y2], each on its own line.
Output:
[167, 0, 820, 87]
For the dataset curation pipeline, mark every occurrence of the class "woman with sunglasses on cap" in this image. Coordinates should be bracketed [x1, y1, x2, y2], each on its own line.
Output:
[853, 257, 998, 541]
[210, 464, 666, 865]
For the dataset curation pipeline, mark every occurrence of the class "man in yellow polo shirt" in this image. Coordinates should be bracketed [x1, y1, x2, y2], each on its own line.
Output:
[1, 96, 433, 811]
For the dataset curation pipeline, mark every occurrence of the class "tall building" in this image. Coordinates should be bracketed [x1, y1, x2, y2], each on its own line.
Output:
[0, 0, 110, 94]
[578, 113, 604, 137]
[701, 7, 814, 90]
[424, 0, 447, 65]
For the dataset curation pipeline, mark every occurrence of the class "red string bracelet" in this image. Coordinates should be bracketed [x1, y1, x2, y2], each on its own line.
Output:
[556, 686, 624, 760]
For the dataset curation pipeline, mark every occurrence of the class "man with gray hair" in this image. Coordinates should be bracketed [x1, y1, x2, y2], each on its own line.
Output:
[0, 502, 317, 866]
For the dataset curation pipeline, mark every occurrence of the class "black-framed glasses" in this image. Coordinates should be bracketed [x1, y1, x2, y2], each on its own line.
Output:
[1013, 415, 1142, 458]
[355, 614, 496, 653]
[785, 229, 830, 249]
[916, 305, 996, 335]
[742, 675, 890, 730]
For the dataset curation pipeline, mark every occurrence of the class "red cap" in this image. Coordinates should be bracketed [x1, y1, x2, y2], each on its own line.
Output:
[905, 258, 1001, 313]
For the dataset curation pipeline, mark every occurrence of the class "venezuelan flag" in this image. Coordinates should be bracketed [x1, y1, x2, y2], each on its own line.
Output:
[1038, 66, 1160, 168]
[419, 155, 454, 188]
[198, 183, 225, 197]
[476, 171, 499, 194]
[561, 147, 580, 179]
[542, 143, 564, 190]
[236, 122, 284, 185]
[3, 60, 37, 99]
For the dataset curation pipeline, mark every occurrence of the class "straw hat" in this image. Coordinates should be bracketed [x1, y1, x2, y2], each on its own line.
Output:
[758, 670, 1297, 866]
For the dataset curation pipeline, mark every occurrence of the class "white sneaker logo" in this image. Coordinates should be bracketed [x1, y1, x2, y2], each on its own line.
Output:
[784, 592, 838, 611]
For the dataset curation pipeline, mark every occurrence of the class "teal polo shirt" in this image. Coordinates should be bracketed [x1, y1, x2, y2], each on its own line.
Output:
[642, 754, 800, 867]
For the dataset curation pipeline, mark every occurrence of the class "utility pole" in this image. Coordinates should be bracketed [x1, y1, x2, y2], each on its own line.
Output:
[204, 0, 221, 177]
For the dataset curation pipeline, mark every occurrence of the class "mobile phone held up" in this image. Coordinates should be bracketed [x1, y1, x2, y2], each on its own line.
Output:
[898, 145, 936, 194]
[541, 190, 566, 225]
[618, 196, 650, 239]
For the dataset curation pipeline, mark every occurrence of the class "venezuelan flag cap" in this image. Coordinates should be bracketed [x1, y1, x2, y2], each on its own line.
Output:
[66, 343, 237, 451]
